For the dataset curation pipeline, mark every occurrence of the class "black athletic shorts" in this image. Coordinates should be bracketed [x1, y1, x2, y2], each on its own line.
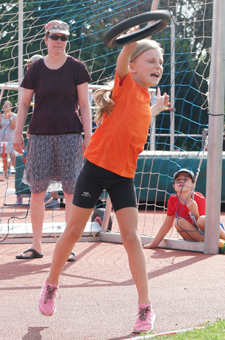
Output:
[73, 160, 137, 212]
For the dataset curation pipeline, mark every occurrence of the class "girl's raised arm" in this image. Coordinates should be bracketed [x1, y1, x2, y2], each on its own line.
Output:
[116, 26, 139, 80]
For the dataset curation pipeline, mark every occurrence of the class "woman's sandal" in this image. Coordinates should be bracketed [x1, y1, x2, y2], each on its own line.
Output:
[67, 252, 76, 262]
[16, 248, 44, 259]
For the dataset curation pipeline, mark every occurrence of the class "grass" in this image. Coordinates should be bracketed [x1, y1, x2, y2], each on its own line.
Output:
[140, 319, 225, 339]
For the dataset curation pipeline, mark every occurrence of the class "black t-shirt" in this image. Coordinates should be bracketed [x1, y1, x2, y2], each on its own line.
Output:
[21, 56, 92, 135]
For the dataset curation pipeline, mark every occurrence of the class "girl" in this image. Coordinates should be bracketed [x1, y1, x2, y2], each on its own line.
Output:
[38, 34, 170, 334]
[0, 100, 17, 178]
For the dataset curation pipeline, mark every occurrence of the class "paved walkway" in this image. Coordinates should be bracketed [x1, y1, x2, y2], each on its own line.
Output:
[1, 241, 225, 340]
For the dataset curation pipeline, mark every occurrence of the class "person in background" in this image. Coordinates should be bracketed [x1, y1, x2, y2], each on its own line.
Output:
[13, 20, 92, 261]
[143, 168, 225, 249]
[38, 30, 170, 334]
[0, 100, 17, 179]
[24, 54, 43, 71]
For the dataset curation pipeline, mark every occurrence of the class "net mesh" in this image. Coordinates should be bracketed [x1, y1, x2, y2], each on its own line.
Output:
[0, 0, 214, 244]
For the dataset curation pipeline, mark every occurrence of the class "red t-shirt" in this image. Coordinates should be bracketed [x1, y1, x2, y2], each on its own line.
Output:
[84, 71, 151, 178]
[167, 192, 206, 223]
[21, 56, 92, 135]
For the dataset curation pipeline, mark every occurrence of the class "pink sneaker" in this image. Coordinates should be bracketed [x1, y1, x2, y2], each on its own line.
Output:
[38, 281, 58, 316]
[133, 304, 155, 333]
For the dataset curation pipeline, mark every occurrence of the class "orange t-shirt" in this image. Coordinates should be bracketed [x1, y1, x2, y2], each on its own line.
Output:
[84, 71, 151, 178]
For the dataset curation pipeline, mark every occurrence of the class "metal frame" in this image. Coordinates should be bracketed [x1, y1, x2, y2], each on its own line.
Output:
[0, 0, 224, 254]
[100, 232, 205, 253]
[204, 0, 224, 254]
[18, 0, 23, 103]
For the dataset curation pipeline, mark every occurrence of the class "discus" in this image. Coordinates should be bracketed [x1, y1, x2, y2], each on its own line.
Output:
[103, 10, 171, 48]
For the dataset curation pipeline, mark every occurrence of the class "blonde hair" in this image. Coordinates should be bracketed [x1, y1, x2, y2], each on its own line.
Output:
[93, 39, 163, 125]
[130, 39, 164, 63]
[3, 100, 12, 109]
[93, 80, 114, 126]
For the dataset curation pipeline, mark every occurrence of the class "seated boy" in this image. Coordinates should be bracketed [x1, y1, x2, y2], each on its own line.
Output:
[143, 168, 225, 249]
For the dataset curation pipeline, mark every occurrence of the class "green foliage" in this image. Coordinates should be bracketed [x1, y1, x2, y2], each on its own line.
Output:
[0, 0, 213, 150]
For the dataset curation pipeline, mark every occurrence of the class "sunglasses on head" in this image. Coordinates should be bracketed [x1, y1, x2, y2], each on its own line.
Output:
[48, 34, 68, 41]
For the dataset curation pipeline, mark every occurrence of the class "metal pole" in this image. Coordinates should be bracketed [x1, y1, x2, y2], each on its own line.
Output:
[224, 1, 225, 104]
[150, 89, 156, 150]
[150, 117, 156, 151]
[149, 0, 160, 151]
[18, 0, 23, 103]
[170, 18, 175, 151]
[151, 0, 160, 11]
[204, 0, 224, 254]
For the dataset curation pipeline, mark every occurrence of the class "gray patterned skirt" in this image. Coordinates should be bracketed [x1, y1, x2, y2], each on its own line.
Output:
[22, 134, 83, 194]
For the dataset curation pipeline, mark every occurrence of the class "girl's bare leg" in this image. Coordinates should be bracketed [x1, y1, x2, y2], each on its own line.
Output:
[46, 205, 93, 285]
[116, 207, 150, 305]
[63, 193, 73, 223]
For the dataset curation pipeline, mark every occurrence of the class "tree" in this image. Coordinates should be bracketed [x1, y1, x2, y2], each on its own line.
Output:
[0, 0, 213, 150]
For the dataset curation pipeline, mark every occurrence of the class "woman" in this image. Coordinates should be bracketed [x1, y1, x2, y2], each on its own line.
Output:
[0, 100, 17, 179]
[13, 20, 92, 260]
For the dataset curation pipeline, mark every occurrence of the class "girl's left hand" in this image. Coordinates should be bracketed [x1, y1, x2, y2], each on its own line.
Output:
[156, 87, 170, 111]
[151, 87, 170, 117]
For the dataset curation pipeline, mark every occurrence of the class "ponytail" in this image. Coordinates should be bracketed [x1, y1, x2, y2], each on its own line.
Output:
[93, 81, 114, 125]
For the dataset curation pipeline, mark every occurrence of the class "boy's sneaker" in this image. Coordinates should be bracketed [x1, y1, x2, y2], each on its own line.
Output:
[38, 281, 58, 316]
[133, 304, 155, 334]
[44, 193, 53, 205]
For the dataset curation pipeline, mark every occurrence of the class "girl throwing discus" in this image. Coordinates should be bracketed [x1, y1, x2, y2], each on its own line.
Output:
[38, 28, 170, 334]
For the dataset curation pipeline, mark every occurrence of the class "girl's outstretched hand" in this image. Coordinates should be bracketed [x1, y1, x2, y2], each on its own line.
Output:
[151, 87, 170, 118]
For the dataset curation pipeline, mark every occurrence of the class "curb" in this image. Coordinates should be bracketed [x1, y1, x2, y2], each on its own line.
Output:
[124, 326, 205, 339]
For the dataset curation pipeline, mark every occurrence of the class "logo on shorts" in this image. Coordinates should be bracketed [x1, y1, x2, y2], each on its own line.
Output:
[81, 191, 91, 198]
